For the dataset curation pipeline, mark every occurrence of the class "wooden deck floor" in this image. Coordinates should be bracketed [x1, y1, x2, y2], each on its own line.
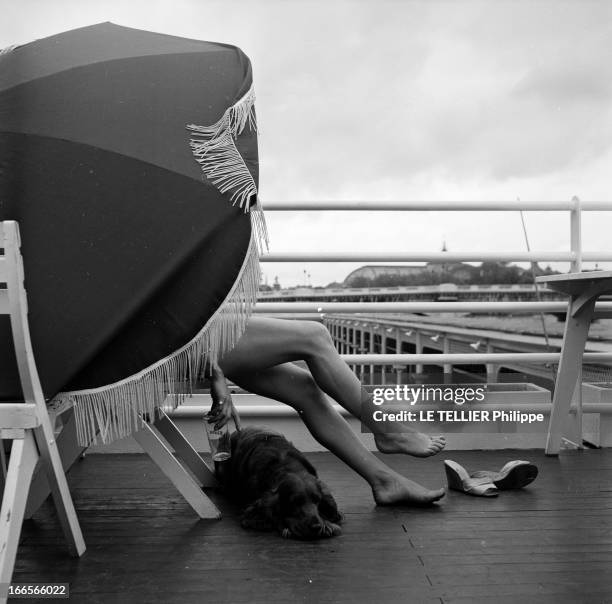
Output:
[15, 449, 612, 604]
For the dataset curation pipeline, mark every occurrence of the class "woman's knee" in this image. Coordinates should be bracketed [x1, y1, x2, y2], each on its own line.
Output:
[298, 321, 335, 356]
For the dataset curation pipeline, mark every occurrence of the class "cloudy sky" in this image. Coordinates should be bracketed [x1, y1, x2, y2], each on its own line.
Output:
[3, 0, 611, 286]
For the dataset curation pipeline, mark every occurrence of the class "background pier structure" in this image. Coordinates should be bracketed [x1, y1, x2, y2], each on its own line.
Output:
[323, 312, 612, 389]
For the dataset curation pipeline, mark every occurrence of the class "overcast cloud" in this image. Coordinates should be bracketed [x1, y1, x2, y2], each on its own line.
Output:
[2, 0, 611, 286]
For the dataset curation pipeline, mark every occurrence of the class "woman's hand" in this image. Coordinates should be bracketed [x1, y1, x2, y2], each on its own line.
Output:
[206, 364, 241, 431]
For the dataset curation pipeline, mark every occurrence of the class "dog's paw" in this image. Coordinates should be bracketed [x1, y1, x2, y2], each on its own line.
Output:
[322, 521, 342, 538]
[329, 510, 344, 524]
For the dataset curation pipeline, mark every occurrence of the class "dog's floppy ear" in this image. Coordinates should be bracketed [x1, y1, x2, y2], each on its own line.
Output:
[241, 491, 279, 531]
[287, 450, 318, 477]
[317, 480, 343, 524]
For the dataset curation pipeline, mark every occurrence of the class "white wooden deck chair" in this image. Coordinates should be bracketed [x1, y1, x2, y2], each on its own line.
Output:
[0, 221, 86, 597]
[0, 218, 221, 530]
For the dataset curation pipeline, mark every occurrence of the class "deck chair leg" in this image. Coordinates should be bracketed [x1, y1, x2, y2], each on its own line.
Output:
[545, 296, 596, 455]
[25, 409, 85, 520]
[0, 442, 6, 494]
[0, 432, 38, 593]
[154, 411, 218, 487]
[33, 422, 85, 557]
[133, 422, 221, 519]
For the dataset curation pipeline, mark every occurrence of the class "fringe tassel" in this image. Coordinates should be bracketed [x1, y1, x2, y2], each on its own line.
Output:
[53, 82, 269, 446]
[0, 44, 18, 55]
[186, 83, 258, 210]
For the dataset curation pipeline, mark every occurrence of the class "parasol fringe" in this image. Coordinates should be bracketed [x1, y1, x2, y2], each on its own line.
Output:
[54, 208, 266, 446]
[186, 83, 258, 211]
[0, 44, 18, 55]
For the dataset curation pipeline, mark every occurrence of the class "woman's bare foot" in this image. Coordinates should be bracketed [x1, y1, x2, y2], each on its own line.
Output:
[372, 473, 446, 506]
[374, 428, 446, 457]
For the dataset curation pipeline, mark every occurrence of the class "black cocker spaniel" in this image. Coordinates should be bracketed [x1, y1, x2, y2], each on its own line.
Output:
[218, 427, 343, 540]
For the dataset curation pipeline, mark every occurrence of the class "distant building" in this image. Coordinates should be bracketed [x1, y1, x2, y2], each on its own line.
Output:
[344, 265, 424, 286]
[426, 262, 476, 283]
[342, 261, 553, 287]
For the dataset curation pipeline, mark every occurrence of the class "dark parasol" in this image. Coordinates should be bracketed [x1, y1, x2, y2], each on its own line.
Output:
[0, 22, 267, 444]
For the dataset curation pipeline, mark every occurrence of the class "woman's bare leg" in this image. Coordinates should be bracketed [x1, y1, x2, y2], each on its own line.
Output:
[225, 362, 445, 505]
[219, 317, 445, 457]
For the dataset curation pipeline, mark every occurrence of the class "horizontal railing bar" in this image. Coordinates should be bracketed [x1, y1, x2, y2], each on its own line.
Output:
[166, 393, 612, 417]
[168, 402, 612, 417]
[262, 251, 580, 262]
[339, 352, 612, 364]
[169, 403, 352, 418]
[262, 200, 612, 211]
[254, 301, 612, 314]
[581, 252, 612, 261]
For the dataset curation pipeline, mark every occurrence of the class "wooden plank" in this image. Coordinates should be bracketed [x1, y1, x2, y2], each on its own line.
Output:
[536, 271, 612, 296]
[536, 269, 612, 283]
[13, 450, 612, 603]
[0, 429, 25, 440]
[0, 404, 40, 429]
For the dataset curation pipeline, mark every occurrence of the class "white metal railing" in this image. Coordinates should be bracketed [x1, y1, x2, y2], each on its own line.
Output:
[166, 200, 612, 425]
[169, 398, 611, 417]
[257, 198, 612, 367]
[254, 301, 612, 314]
[262, 199, 610, 211]
[338, 353, 612, 364]
[262, 251, 612, 262]
[257, 283, 569, 300]
[261, 198, 612, 269]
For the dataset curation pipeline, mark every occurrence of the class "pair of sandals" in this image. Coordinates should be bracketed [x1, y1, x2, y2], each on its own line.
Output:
[444, 459, 538, 497]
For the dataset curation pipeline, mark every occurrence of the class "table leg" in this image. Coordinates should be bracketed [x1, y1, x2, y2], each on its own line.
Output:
[545, 296, 596, 455]
[133, 422, 221, 519]
[154, 411, 218, 487]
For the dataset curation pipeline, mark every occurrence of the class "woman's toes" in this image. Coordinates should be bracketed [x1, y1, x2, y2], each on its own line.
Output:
[430, 488, 446, 501]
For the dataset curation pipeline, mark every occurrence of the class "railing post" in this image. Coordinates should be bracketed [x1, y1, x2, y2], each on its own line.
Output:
[359, 327, 365, 381]
[381, 332, 388, 385]
[415, 331, 423, 374]
[393, 364, 405, 386]
[570, 195, 582, 273]
[443, 335, 452, 380]
[369, 328, 375, 385]
[570, 195, 584, 446]
[486, 339, 498, 381]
